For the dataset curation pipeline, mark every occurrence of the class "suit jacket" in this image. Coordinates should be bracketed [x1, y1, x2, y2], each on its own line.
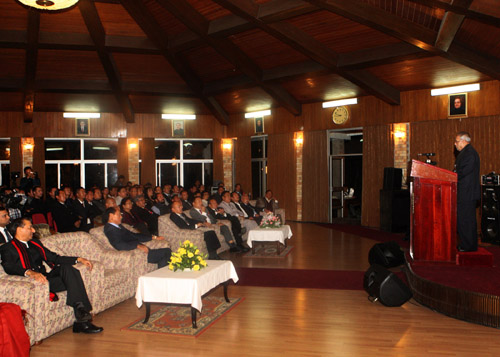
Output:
[170, 212, 198, 230]
[219, 201, 242, 217]
[240, 202, 258, 217]
[103, 223, 152, 251]
[71, 199, 93, 232]
[50, 201, 79, 233]
[0, 238, 77, 277]
[132, 205, 159, 235]
[455, 144, 480, 202]
[182, 200, 193, 211]
[255, 197, 279, 212]
[189, 207, 214, 224]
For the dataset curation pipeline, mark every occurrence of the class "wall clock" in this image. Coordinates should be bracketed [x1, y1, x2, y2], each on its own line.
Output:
[332, 106, 349, 125]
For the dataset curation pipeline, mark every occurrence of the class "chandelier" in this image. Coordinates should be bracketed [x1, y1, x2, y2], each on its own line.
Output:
[17, 0, 79, 11]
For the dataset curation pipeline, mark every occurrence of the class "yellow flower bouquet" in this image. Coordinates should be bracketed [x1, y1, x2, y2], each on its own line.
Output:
[168, 240, 208, 272]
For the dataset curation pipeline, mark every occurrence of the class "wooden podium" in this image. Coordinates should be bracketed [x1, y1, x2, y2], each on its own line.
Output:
[410, 160, 457, 262]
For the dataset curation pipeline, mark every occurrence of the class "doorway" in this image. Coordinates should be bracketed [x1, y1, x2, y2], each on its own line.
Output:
[328, 128, 363, 223]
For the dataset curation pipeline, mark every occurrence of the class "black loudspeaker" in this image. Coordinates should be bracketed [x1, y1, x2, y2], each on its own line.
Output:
[368, 241, 405, 268]
[481, 186, 500, 244]
[383, 167, 402, 190]
[380, 189, 410, 233]
[363, 264, 412, 307]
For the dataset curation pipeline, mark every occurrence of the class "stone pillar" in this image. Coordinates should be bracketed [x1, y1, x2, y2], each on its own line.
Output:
[393, 123, 410, 188]
[128, 138, 139, 185]
[21, 137, 34, 171]
[221, 138, 233, 191]
[294, 131, 303, 220]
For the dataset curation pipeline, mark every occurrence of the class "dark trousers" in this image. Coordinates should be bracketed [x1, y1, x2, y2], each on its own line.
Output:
[147, 248, 172, 268]
[457, 200, 478, 251]
[227, 216, 244, 245]
[220, 225, 237, 247]
[204, 231, 221, 253]
[47, 265, 92, 312]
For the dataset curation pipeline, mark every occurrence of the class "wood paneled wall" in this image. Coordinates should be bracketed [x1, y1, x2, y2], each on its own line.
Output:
[267, 132, 297, 221]
[9, 137, 22, 177]
[140, 138, 155, 185]
[361, 125, 394, 228]
[117, 138, 128, 182]
[33, 137, 45, 190]
[234, 136, 252, 195]
[302, 130, 329, 223]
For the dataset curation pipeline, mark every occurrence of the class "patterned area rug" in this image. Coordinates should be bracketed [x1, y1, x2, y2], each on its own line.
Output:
[123, 296, 243, 337]
[244, 244, 293, 258]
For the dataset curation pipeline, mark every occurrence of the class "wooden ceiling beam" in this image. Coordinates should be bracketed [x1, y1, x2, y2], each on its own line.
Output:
[214, 0, 400, 104]
[305, 0, 500, 80]
[24, 9, 39, 123]
[78, 0, 135, 123]
[120, 0, 229, 125]
[435, 0, 473, 52]
[159, 0, 302, 115]
[407, 0, 500, 29]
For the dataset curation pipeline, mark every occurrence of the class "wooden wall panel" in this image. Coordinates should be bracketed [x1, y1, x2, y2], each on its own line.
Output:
[140, 138, 155, 186]
[267, 132, 297, 221]
[361, 125, 394, 228]
[33, 137, 45, 191]
[234, 136, 252, 195]
[9, 137, 22, 182]
[117, 138, 128, 182]
[212, 138, 223, 184]
[302, 130, 329, 223]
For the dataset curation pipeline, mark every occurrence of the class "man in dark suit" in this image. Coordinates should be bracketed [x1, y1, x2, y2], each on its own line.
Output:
[189, 197, 242, 253]
[50, 189, 81, 233]
[72, 187, 94, 232]
[132, 195, 159, 235]
[103, 207, 171, 268]
[454, 131, 481, 252]
[0, 218, 102, 334]
[206, 198, 248, 251]
[169, 201, 222, 260]
[0, 207, 13, 243]
[180, 190, 192, 211]
[240, 193, 263, 225]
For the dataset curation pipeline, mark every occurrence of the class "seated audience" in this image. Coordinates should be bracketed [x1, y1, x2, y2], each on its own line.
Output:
[0, 207, 12, 243]
[103, 207, 171, 268]
[152, 193, 170, 216]
[180, 190, 192, 211]
[201, 191, 210, 207]
[115, 186, 128, 206]
[240, 193, 263, 225]
[27, 186, 47, 218]
[219, 191, 258, 239]
[256, 189, 279, 213]
[120, 197, 149, 235]
[132, 195, 159, 235]
[51, 189, 81, 233]
[162, 184, 172, 205]
[144, 187, 156, 210]
[169, 201, 222, 260]
[0, 217, 102, 334]
[72, 187, 94, 232]
[189, 197, 242, 252]
[206, 198, 247, 251]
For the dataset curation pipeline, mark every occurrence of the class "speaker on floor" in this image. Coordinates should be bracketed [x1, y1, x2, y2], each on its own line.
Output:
[481, 186, 500, 244]
[363, 264, 412, 307]
[383, 167, 402, 190]
[368, 241, 405, 268]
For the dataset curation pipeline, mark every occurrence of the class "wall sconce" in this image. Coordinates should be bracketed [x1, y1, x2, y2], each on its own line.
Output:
[394, 131, 405, 139]
[294, 131, 304, 146]
[23, 143, 33, 150]
[128, 143, 137, 149]
[222, 139, 232, 150]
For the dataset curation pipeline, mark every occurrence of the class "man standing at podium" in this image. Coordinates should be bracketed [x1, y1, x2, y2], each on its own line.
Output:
[454, 131, 480, 252]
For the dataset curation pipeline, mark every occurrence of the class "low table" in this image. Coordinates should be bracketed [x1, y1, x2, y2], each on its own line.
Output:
[247, 225, 293, 255]
[135, 260, 239, 328]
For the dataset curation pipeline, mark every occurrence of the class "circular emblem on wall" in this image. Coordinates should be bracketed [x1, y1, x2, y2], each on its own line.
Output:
[332, 106, 349, 125]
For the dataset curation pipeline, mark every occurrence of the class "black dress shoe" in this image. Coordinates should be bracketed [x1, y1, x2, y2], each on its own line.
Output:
[73, 322, 103, 334]
[229, 247, 240, 253]
[238, 244, 250, 253]
[74, 306, 92, 322]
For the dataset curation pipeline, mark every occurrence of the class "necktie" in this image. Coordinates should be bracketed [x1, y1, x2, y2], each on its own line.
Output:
[3, 227, 13, 242]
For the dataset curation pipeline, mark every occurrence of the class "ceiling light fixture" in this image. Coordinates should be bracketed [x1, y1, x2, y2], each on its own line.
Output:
[431, 83, 480, 96]
[17, 0, 79, 11]
[63, 112, 100, 119]
[245, 110, 271, 119]
[161, 114, 196, 120]
[322, 98, 358, 108]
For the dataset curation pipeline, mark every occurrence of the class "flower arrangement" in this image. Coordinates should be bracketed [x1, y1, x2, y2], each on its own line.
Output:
[260, 214, 281, 229]
[168, 240, 208, 272]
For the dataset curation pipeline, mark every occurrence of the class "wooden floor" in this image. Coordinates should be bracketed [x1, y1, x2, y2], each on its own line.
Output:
[31, 222, 500, 356]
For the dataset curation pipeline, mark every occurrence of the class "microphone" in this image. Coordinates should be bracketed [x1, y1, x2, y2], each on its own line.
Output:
[418, 153, 435, 157]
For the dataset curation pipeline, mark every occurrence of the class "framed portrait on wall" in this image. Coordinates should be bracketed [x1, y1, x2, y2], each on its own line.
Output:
[75, 118, 90, 136]
[254, 117, 264, 134]
[448, 93, 467, 117]
[172, 120, 185, 137]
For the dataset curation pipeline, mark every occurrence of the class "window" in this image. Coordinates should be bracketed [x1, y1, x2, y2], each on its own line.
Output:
[0, 139, 10, 186]
[155, 139, 213, 188]
[45, 139, 117, 189]
[251, 136, 267, 198]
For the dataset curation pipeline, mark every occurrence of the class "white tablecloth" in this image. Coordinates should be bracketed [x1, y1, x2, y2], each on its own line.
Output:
[247, 225, 293, 248]
[135, 260, 239, 312]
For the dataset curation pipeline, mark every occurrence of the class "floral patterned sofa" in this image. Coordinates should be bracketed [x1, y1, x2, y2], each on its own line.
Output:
[158, 213, 229, 255]
[0, 227, 170, 345]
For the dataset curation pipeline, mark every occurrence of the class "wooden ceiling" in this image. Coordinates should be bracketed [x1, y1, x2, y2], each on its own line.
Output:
[0, 0, 498, 125]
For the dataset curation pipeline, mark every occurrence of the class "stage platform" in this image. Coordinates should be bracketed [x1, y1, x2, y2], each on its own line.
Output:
[405, 246, 500, 328]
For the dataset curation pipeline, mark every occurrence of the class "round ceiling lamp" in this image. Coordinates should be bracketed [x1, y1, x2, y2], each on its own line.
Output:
[17, 0, 79, 11]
